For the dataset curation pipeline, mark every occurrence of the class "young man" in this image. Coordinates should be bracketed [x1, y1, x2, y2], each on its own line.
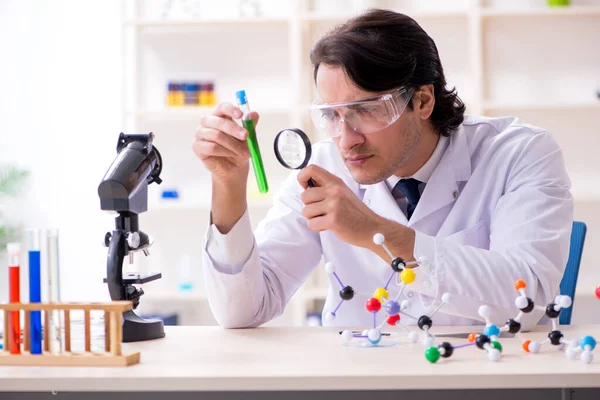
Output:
[193, 9, 573, 329]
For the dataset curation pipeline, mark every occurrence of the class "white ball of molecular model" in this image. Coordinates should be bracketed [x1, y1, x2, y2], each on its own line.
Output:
[515, 296, 530, 310]
[478, 305, 491, 319]
[527, 341, 542, 354]
[488, 348, 501, 362]
[422, 334, 436, 348]
[325, 262, 336, 274]
[441, 293, 452, 304]
[341, 330, 354, 343]
[368, 329, 382, 345]
[408, 331, 419, 343]
[372, 233, 385, 246]
[555, 295, 572, 309]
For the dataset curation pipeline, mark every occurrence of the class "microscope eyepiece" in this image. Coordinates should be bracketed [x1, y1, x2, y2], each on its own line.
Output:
[98, 133, 162, 214]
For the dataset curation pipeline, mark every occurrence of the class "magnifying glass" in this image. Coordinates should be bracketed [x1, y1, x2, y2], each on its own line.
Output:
[274, 128, 316, 187]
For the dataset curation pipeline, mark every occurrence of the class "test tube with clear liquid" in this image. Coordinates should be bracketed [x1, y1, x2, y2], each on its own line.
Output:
[47, 229, 63, 354]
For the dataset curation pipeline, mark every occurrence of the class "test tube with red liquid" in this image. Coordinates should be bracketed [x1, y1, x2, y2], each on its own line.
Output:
[7, 243, 21, 354]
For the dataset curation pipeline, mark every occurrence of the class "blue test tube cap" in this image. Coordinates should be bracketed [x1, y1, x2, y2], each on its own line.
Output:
[235, 90, 248, 105]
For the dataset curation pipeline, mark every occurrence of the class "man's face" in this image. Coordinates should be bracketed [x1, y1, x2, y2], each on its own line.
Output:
[315, 65, 421, 185]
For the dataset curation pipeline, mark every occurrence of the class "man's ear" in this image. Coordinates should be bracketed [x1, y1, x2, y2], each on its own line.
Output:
[413, 84, 435, 120]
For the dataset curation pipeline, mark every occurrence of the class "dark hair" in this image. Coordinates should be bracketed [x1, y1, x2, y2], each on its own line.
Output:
[310, 9, 465, 137]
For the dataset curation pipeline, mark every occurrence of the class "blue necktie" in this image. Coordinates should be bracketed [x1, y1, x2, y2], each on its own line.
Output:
[394, 178, 422, 220]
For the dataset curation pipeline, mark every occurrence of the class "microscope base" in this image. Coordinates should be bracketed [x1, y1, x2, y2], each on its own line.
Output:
[122, 309, 166, 343]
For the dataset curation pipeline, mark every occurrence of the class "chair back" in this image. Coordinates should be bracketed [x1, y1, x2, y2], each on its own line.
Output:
[559, 221, 587, 325]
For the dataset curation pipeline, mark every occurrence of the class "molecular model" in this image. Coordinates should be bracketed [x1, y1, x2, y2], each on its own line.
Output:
[424, 332, 503, 364]
[423, 305, 505, 364]
[488, 279, 596, 364]
[330, 233, 453, 348]
[425, 279, 600, 364]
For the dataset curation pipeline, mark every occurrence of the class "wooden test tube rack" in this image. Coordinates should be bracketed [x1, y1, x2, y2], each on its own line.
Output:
[0, 301, 140, 366]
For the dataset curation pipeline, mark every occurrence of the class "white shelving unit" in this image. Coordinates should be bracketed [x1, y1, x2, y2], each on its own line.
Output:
[480, 4, 600, 17]
[122, 0, 600, 327]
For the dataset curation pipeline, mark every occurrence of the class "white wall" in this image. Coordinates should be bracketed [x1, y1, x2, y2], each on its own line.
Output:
[0, 0, 123, 302]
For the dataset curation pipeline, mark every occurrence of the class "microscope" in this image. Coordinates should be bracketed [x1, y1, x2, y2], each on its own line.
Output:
[98, 132, 166, 342]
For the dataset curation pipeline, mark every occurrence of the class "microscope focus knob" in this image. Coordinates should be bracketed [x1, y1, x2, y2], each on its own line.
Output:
[104, 232, 112, 247]
[126, 286, 144, 309]
[127, 232, 140, 249]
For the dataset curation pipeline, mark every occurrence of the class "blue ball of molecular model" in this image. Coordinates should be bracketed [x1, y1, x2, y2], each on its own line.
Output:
[483, 324, 500, 338]
[580, 336, 596, 351]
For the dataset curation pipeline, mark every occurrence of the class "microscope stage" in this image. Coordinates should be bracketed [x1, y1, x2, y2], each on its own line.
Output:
[103, 272, 162, 284]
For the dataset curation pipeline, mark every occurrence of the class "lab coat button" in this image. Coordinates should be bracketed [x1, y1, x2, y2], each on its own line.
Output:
[365, 198, 371, 205]
[423, 280, 431, 288]
[407, 291, 414, 298]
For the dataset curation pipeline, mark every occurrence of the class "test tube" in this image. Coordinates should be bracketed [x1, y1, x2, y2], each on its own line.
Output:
[235, 90, 268, 193]
[28, 229, 42, 354]
[7, 242, 21, 354]
[46, 229, 62, 354]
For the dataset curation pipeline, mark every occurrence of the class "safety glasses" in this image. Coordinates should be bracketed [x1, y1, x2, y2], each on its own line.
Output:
[308, 87, 414, 138]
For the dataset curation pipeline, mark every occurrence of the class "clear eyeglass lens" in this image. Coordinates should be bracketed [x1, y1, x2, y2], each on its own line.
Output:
[310, 89, 413, 138]
[313, 102, 394, 137]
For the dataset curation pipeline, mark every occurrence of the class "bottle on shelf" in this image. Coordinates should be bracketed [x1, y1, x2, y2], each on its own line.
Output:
[173, 82, 185, 106]
[166, 82, 177, 107]
[199, 81, 217, 106]
[206, 82, 217, 106]
[199, 82, 209, 106]
[547, 0, 570, 6]
[167, 80, 215, 107]
[184, 82, 201, 106]
[161, 188, 180, 200]
[178, 253, 194, 292]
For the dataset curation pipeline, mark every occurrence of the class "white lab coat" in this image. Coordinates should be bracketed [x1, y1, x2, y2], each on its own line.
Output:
[202, 115, 573, 330]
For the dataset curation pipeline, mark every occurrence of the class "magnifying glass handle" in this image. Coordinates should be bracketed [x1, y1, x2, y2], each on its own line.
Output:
[308, 178, 317, 188]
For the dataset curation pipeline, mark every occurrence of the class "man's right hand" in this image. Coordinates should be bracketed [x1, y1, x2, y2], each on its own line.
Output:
[193, 102, 260, 185]
[193, 102, 260, 234]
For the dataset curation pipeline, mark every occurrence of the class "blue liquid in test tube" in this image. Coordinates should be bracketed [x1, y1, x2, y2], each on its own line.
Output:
[28, 229, 42, 355]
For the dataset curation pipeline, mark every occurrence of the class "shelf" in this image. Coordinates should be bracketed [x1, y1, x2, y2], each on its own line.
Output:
[126, 17, 289, 31]
[302, 9, 468, 23]
[129, 106, 292, 122]
[482, 100, 600, 112]
[481, 5, 600, 18]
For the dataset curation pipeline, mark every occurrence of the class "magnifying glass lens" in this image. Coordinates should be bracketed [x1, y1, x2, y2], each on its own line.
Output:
[276, 130, 307, 169]
[274, 128, 316, 187]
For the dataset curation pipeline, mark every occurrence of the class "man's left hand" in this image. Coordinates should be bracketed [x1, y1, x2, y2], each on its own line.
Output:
[297, 165, 384, 248]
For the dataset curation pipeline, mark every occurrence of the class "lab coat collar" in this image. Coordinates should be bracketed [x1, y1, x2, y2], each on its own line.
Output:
[359, 127, 471, 228]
